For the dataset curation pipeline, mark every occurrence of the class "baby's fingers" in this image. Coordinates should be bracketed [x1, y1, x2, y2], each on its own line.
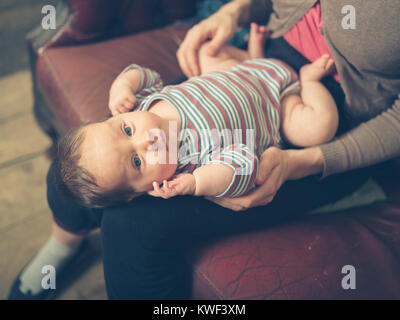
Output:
[125, 95, 136, 107]
[110, 102, 126, 115]
[110, 108, 120, 116]
[118, 98, 135, 113]
[167, 179, 180, 189]
[126, 93, 136, 103]
[161, 180, 179, 198]
[169, 180, 186, 194]
[148, 181, 176, 199]
[111, 105, 126, 116]
[147, 190, 161, 197]
[160, 180, 171, 193]
[147, 181, 163, 197]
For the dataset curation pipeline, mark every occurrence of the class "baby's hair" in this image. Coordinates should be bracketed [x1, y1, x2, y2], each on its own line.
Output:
[55, 119, 142, 209]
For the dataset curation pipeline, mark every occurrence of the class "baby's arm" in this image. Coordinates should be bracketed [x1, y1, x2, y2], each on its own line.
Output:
[109, 65, 163, 115]
[148, 163, 234, 199]
[149, 144, 258, 199]
[109, 69, 141, 115]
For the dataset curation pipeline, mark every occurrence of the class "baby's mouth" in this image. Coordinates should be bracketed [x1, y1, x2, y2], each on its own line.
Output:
[149, 129, 168, 152]
[162, 133, 168, 152]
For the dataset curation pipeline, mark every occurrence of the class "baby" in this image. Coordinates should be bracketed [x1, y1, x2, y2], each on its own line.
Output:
[56, 23, 338, 208]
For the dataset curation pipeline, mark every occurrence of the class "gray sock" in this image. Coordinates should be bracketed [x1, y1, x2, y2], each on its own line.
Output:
[19, 236, 81, 295]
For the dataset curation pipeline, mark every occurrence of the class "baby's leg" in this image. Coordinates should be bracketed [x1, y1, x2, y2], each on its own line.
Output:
[198, 23, 268, 74]
[280, 55, 339, 147]
[247, 23, 269, 59]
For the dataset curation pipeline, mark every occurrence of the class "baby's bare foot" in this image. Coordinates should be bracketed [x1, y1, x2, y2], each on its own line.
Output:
[248, 22, 269, 59]
[300, 54, 335, 82]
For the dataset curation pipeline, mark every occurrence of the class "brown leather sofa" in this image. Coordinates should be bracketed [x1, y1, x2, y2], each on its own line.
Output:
[28, 0, 400, 299]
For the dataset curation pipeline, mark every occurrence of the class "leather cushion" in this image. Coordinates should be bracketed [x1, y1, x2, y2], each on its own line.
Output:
[190, 163, 400, 299]
[190, 200, 400, 299]
[36, 23, 189, 131]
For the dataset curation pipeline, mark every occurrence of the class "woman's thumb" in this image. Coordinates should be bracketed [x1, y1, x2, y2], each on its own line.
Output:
[255, 153, 275, 185]
[206, 29, 228, 56]
[255, 167, 269, 185]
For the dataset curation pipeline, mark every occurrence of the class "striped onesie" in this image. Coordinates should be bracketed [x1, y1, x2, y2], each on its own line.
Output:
[122, 59, 299, 197]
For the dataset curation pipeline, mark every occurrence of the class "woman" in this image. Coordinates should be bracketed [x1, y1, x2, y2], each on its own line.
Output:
[9, 0, 400, 299]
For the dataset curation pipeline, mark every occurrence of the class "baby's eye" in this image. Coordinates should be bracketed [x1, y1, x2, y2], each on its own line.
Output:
[133, 155, 141, 169]
[124, 124, 132, 136]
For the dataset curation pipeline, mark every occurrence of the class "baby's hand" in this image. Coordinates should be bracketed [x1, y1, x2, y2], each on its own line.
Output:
[147, 174, 196, 199]
[108, 83, 136, 116]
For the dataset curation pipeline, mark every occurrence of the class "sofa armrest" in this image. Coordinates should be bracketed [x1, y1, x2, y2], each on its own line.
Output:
[27, 0, 196, 53]
[27, 0, 196, 148]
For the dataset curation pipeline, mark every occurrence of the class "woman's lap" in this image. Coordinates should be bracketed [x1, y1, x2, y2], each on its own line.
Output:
[100, 166, 370, 299]
[47, 149, 371, 299]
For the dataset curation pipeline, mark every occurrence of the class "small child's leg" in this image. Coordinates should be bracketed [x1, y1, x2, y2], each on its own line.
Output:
[247, 22, 268, 59]
[280, 55, 339, 147]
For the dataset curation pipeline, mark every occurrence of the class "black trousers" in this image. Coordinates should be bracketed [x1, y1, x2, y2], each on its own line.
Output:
[47, 37, 370, 299]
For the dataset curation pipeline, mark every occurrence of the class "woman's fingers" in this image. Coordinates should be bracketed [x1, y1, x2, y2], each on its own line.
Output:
[176, 42, 191, 77]
[224, 182, 273, 210]
[252, 164, 282, 204]
[177, 44, 196, 77]
[177, 8, 237, 77]
[185, 42, 201, 77]
[206, 148, 289, 211]
[177, 26, 207, 77]
[255, 160, 275, 186]
[255, 147, 281, 185]
[206, 26, 229, 56]
[205, 196, 245, 212]
[206, 181, 276, 211]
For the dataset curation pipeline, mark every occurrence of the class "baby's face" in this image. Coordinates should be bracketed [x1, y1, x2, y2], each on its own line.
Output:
[79, 111, 177, 193]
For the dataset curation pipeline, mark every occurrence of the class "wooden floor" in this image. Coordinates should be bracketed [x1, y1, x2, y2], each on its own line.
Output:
[0, 70, 107, 300]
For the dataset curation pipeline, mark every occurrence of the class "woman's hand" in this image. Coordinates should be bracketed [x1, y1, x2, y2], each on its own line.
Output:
[177, 0, 249, 78]
[206, 147, 289, 211]
[206, 147, 324, 211]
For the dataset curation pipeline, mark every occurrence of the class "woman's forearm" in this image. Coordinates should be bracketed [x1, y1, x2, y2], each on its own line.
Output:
[319, 98, 400, 178]
[285, 147, 324, 181]
[224, 0, 252, 26]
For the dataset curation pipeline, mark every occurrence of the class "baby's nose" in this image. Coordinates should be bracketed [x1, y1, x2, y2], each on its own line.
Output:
[137, 131, 158, 150]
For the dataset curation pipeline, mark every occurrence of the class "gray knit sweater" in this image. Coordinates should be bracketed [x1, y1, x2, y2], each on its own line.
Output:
[250, 0, 400, 178]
